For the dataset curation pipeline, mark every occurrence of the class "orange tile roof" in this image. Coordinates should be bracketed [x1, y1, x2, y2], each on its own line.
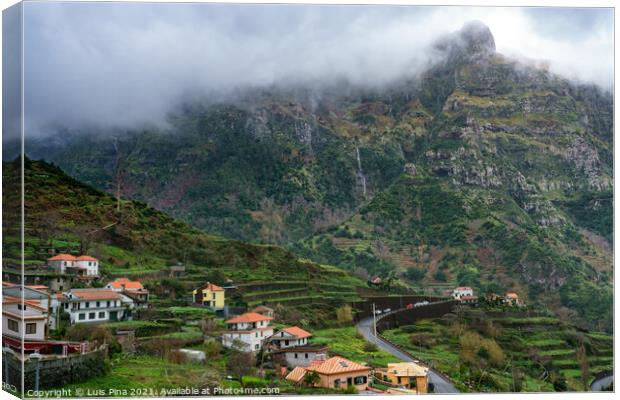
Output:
[69, 289, 121, 301]
[285, 366, 307, 383]
[108, 278, 144, 290]
[27, 285, 49, 290]
[506, 292, 519, 298]
[199, 282, 224, 292]
[226, 312, 273, 324]
[281, 326, 312, 339]
[48, 253, 77, 261]
[306, 356, 370, 376]
[76, 255, 98, 261]
[3, 297, 46, 311]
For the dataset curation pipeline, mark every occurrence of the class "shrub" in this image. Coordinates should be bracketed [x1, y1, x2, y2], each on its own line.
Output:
[363, 342, 378, 352]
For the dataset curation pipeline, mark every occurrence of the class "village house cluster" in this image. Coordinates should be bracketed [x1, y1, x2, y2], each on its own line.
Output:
[3, 252, 438, 395]
[2, 254, 149, 359]
[451, 286, 523, 307]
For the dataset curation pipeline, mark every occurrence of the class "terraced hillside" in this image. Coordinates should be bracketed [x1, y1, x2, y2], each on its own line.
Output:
[381, 305, 613, 392]
[2, 158, 365, 322]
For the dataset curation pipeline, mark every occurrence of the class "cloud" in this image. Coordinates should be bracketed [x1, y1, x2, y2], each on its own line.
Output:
[21, 3, 613, 134]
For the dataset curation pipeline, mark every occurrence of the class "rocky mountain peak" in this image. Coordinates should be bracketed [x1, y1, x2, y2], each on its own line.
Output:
[433, 20, 496, 63]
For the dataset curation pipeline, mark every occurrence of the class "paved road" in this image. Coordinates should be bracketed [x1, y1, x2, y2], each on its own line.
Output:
[591, 375, 613, 391]
[357, 311, 459, 394]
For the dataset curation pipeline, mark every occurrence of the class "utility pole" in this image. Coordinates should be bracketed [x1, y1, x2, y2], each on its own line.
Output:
[372, 303, 377, 344]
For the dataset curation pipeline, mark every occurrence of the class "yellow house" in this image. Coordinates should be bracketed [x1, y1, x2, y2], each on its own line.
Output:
[192, 282, 225, 310]
[375, 362, 429, 393]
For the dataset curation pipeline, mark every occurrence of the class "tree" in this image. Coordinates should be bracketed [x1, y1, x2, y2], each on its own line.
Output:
[303, 371, 320, 387]
[335, 305, 353, 325]
[227, 340, 255, 388]
[511, 366, 523, 392]
[576, 337, 590, 391]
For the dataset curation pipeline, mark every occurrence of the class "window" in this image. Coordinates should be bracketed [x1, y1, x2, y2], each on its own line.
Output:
[255, 332, 258, 338]
[334, 379, 341, 388]
[255, 344, 259, 350]
[294, 353, 298, 359]
[85, 302, 89, 308]
[8, 319, 18, 332]
[17, 303, 26, 310]
[64, 303, 69, 309]
[89, 312, 96, 319]
[26, 323, 37, 334]
[79, 313, 85, 320]
[212, 293, 216, 299]
[354, 376, 367, 385]
[99, 311, 105, 318]
[96, 301, 100, 307]
[107, 301, 110, 307]
[305, 353, 309, 359]
[285, 340, 289, 346]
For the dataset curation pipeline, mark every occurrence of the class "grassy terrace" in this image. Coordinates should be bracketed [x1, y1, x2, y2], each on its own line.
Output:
[380, 307, 613, 392]
[312, 327, 400, 368]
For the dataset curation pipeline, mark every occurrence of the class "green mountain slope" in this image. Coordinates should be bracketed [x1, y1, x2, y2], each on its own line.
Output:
[2, 158, 364, 314]
[15, 22, 613, 330]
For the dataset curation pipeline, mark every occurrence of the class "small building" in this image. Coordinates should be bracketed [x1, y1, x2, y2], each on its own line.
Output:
[370, 276, 382, 285]
[459, 294, 479, 305]
[375, 362, 429, 393]
[47, 253, 99, 278]
[452, 287, 474, 300]
[57, 289, 127, 325]
[222, 312, 274, 352]
[3, 296, 49, 341]
[269, 326, 312, 349]
[505, 292, 521, 306]
[274, 345, 328, 369]
[285, 355, 371, 391]
[251, 305, 274, 318]
[192, 282, 225, 310]
[106, 278, 149, 308]
[168, 265, 186, 278]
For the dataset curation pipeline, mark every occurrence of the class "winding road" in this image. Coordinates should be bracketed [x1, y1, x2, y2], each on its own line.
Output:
[357, 310, 459, 394]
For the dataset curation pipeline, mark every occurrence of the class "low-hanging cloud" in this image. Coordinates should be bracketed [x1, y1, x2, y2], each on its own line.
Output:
[21, 3, 613, 135]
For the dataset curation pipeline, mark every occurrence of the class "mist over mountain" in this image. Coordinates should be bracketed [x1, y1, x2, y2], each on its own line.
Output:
[6, 3, 611, 139]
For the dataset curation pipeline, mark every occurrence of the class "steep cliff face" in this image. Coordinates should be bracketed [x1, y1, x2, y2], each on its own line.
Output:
[20, 22, 612, 330]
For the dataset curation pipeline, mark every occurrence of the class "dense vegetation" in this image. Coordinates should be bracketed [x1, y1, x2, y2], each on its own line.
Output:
[381, 304, 613, 392]
[2, 158, 364, 322]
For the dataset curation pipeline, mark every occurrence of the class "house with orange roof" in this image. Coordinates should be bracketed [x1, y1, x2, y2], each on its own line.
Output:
[269, 326, 312, 349]
[505, 291, 521, 306]
[58, 288, 127, 325]
[47, 253, 99, 277]
[285, 355, 371, 391]
[222, 312, 274, 352]
[2, 296, 49, 341]
[267, 326, 328, 368]
[192, 282, 225, 311]
[106, 278, 149, 308]
[452, 286, 474, 300]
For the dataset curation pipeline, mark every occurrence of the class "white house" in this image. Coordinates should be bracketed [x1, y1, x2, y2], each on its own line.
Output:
[452, 287, 474, 300]
[57, 289, 127, 325]
[268, 326, 312, 349]
[47, 254, 99, 277]
[2, 297, 48, 341]
[106, 278, 149, 309]
[222, 312, 274, 352]
[74, 255, 99, 276]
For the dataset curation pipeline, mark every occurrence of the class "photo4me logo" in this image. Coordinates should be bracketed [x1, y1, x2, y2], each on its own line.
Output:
[23, 387, 281, 397]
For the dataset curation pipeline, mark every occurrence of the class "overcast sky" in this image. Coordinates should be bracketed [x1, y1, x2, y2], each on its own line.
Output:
[17, 2, 615, 134]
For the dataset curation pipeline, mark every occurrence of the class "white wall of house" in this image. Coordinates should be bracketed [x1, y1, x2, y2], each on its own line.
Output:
[49, 260, 70, 274]
[62, 299, 125, 324]
[222, 328, 274, 352]
[452, 288, 473, 299]
[270, 331, 309, 348]
[74, 260, 99, 276]
[2, 303, 48, 341]
[284, 351, 326, 368]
